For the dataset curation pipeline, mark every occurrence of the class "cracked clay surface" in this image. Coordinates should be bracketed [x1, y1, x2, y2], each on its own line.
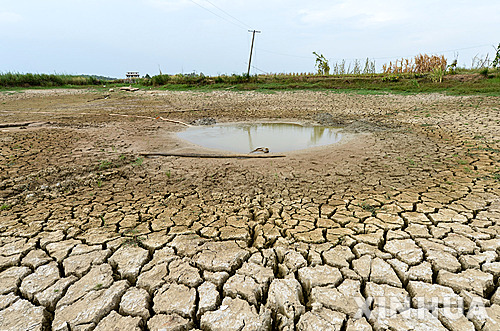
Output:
[0, 89, 499, 330]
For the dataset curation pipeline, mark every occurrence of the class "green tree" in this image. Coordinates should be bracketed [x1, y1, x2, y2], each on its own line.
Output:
[313, 52, 330, 75]
[492, 43, 500, 68]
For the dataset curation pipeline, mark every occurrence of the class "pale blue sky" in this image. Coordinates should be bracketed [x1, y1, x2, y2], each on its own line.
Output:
[1, 0, 499, 78]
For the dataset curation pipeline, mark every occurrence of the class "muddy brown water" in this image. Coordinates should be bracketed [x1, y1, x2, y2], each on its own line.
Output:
[177, 122, 343, 153]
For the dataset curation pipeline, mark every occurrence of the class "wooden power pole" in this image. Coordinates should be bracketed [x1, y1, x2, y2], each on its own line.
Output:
[247, 30, 261, 77]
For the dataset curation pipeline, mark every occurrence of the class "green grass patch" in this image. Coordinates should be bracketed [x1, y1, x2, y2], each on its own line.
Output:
[98, 160, 114, 171]
[2, 70, 500, 96]
[139, 71, 500, 95]
[132, 157, 144, 167]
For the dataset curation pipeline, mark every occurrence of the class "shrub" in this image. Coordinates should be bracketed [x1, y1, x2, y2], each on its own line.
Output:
[151, 74, 170, 86]
[0, 72, 103, 87]
[492, 43, 500, 68]
[479, 67, 489, 77]
[313, 52, 330, 75]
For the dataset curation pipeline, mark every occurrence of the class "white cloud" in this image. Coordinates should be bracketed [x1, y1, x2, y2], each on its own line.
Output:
[0, 12, 22, 23]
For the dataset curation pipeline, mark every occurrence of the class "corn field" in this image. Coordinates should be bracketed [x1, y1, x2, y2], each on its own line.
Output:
[382, 54, 447, 74]
[331, 58, 376, 75]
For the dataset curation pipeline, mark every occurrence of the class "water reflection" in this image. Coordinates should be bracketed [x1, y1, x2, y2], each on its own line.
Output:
[177, 123, 343, 153]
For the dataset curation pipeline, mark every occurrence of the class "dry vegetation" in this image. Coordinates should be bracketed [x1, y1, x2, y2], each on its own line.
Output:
[382, 54, 448, 74]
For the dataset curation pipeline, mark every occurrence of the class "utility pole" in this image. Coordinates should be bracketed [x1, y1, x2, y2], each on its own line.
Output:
[247, 30, 261, 77]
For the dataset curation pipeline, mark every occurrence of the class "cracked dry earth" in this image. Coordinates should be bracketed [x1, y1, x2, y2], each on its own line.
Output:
[0, 89, 499, 331]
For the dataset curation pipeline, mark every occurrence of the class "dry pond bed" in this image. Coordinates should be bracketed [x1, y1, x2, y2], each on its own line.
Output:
[0, 89, 499, 330]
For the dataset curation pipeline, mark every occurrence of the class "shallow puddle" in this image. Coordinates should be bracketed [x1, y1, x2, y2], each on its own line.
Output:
[177, 122, 343, 153]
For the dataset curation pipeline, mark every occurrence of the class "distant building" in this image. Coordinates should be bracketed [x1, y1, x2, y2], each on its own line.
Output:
[126, 71, 140, 80]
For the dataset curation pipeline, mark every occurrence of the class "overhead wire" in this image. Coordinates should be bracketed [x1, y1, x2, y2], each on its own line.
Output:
[255, 44, 494, 63]
[187, 0, 248, 30]
[251, 65, 269, 74]
[183, 2, 494, 71]
[256, 48, 313, 59]
[370, 44, 493, 61]
[189, 0, 265, 73]
[201, 0, 253, 29]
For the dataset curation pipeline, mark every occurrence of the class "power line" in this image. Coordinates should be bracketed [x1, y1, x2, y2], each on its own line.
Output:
[184, 2, 494, 68]
[202, 0, 252, 29]
[371, 44, 493, 61]
[187, 0, 247, 30]
[256, 48, 313, 59]
[251, 65, 268, 74]
[256, 43, 493, 63]
[428, 44, 493, 55]
[186, 0, 261, 75]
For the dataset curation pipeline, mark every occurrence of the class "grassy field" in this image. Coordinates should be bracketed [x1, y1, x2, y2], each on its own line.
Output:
[1, 69, 499, 96]
[0, 72, 104, 88]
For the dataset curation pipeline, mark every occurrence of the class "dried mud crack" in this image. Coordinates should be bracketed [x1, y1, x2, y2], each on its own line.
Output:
[0, 89, 499, 330]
